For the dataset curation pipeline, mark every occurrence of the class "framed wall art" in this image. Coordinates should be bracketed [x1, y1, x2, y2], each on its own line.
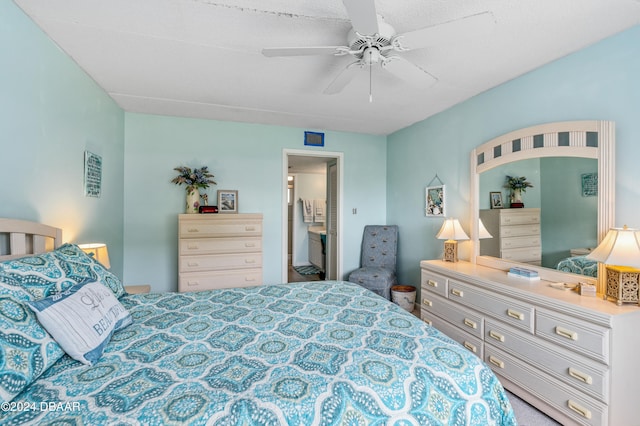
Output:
[84, 151, 102, 198]
[490, 191, 504, 209]
[217, 190, 238, 214]
[425, 184, 446, 217]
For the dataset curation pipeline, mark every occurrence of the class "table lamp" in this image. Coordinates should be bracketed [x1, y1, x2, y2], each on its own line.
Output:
[586, 226, 640, 305]
[436, 218, 469, 262]
[79, 243, 111, 269]
[478, 218, 493, 239]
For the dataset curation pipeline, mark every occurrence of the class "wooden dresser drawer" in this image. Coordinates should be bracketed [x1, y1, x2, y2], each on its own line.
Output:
[421, 269, 449, 298]
[179, 237, 261, 255]
[485, 345, 607, 426]
[448, 280, 534, 333]
[179, 269, 262, 291]
[500, 235, 541, 250]
[499, 209, 540, 226]
[180, 253, 262, 272]
[179, 219, 262, 238]
[423, 311, 484, 358]
[536, 308, 610, 364]
[485, 319, 608, 402]
[422, 292, 484, 339]
[500, 223, 540, 238]
[501, 247, 542, 263]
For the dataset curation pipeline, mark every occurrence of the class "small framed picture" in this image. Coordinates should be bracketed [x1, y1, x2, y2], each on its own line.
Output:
[425, 185, 446, 217]
[217, 190, 238, 214]
[490, 192, 504, 209]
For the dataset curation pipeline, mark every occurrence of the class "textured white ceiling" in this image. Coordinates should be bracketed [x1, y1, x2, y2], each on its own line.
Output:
[15, 0, 640, 135]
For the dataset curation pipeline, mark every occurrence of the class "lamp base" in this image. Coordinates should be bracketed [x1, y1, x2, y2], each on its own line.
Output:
[604, 265, 640, 306]
[443, 240, 458, 262]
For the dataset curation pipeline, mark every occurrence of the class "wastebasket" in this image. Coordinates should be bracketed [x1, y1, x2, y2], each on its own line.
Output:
[391, 285, 416, 312]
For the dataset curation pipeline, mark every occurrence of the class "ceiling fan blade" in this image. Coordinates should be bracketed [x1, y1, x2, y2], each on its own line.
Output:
[262, 46, 347, 57]
[342, 0, 379, 35]
[396, 12, 495, 50]
[381, 56, 437, 89]
[323, 61, 364, 94]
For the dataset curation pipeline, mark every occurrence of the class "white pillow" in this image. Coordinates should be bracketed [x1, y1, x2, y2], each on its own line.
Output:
[28, 281, 132, 365]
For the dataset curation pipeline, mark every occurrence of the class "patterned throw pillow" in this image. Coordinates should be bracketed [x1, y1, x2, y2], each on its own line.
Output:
[28, 281, 132, 365]
[0, 283, 64, 403]
[0, 243, 126, 299]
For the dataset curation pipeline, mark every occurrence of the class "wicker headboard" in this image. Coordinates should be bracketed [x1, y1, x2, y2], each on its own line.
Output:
[0, 218, 63, 261]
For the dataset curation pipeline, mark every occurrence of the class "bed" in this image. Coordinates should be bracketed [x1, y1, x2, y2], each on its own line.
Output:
[555, 255, 598, 277]
[0, 218, 516, 425]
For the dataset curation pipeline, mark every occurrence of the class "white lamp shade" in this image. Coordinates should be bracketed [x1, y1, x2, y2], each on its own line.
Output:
[436, 218, 469, 241]
[478, 219, 493, 239]
[586, 227, 640, 268]
[79, 243, 111, 269]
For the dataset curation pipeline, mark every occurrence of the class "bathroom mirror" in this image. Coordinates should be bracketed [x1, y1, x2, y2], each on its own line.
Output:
[469, 121, 615, 286]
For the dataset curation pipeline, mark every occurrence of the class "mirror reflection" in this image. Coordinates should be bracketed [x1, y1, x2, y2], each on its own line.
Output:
[479, 157, 598, 276]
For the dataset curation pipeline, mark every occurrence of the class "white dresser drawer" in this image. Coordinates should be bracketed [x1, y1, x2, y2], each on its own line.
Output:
[499, 209, 540, 226]
[179, 220, 262, 238]
[500, 235, 541, 250]
[421, 269, 449, 298]
[485, 319, 608, 402]
[485, 345, 607, 426]
[422, 311, 484, 358]
[422, 292, 484, 339]
[536, 308, 610, 364]
[180, 253, 262, 272]
[500, 223, 540, 237]
[448, 280, 534, 333]
[179, 237, 261, 255]
[179, 269, 262, 291]
[501, 246, 542, 263]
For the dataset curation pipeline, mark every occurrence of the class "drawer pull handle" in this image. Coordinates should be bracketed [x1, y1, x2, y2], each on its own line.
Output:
[187, 228, 199, 233]
[423, 318, 432, 326]
[188, 262, 199, 267]
[187, 244, 199, 249]
[555, 326, 578, 341]
[427, 279, 438, 288]
[451, 289, 463, 297]
[568, 368, 593, 385]
[488, 356, 504, 369]
[507, 309, 524, 321]
[567, 400, 592, 419]
[422, 298, 433, 307]
[463, 342, 477, 353]
[245, 226, 256, 231]
[489, 330, 505, 342]
[187, 281, 199, 287]
[245, 277, 257, 282]
[245, 259, 256, 264]
[463, 318, 477, 329]
[245, 243, 256, 247]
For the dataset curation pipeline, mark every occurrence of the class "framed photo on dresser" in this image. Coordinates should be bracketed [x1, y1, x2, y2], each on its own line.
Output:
[217, 190, 238, 214]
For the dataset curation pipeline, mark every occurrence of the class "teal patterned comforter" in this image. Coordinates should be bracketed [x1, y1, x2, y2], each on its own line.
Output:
[2, 281, 516, 425]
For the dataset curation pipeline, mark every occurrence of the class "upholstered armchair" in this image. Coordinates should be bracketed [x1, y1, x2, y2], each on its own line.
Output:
[348, 225, 398, 299]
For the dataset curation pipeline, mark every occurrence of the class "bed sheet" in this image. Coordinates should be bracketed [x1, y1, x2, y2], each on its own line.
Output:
[2, 281, 515, 425]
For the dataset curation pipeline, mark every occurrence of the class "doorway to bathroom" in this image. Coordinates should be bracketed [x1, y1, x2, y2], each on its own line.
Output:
[282, 149, 343, 283]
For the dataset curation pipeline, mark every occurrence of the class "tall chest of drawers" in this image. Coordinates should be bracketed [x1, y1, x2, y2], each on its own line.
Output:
[480, 208, 541, 265]
[178, 213, 263, 292]
[420, 259, 640, 426]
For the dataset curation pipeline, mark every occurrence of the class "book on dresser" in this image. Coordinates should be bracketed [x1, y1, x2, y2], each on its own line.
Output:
[479, 207, 541, 265]
[178, 213, 263, 292]
[420, 259, 640, 426]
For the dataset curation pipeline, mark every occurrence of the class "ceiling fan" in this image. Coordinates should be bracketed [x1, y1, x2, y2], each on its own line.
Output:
[262, 0, 494, 100]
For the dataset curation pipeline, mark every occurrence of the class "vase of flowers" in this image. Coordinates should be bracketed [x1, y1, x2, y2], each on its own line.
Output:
[171, 166, 216, 213]
[504, 175, 533, 207]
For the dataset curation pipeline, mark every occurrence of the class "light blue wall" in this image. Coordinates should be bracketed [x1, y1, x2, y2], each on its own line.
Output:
[388, 25, 640, 291]
[0, 1, 125, 276]
[123, 113, 387, 292]
[479, 159, 541, 209]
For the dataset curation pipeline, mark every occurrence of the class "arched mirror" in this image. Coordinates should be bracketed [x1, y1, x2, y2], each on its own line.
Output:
[469, 121, 615, 289]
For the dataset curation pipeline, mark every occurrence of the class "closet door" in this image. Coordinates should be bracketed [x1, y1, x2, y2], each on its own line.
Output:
[326, 162, 338, 280]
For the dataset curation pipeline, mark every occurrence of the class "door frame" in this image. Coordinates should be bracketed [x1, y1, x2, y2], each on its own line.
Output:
[282, 149, 344, 282]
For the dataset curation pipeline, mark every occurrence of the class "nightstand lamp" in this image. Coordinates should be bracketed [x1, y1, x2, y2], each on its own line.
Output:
[436, 218, 469, 262]
[478, 218, 493, 239]
[586, 226, 640, 305]
[79, 243, 111, 269]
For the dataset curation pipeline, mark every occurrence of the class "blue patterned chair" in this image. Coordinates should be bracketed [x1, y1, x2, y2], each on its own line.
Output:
[348, 225, 398, 299]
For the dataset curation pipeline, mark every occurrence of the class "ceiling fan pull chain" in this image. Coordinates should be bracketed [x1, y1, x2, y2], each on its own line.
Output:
[369, 50, 373, 103]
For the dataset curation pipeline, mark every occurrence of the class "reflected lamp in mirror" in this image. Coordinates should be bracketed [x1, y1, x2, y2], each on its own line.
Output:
[437, 218, 469, 262]
[78, 243, 111, 269]
[478, 219, 493, 239]
[586, 226, 640, 305]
